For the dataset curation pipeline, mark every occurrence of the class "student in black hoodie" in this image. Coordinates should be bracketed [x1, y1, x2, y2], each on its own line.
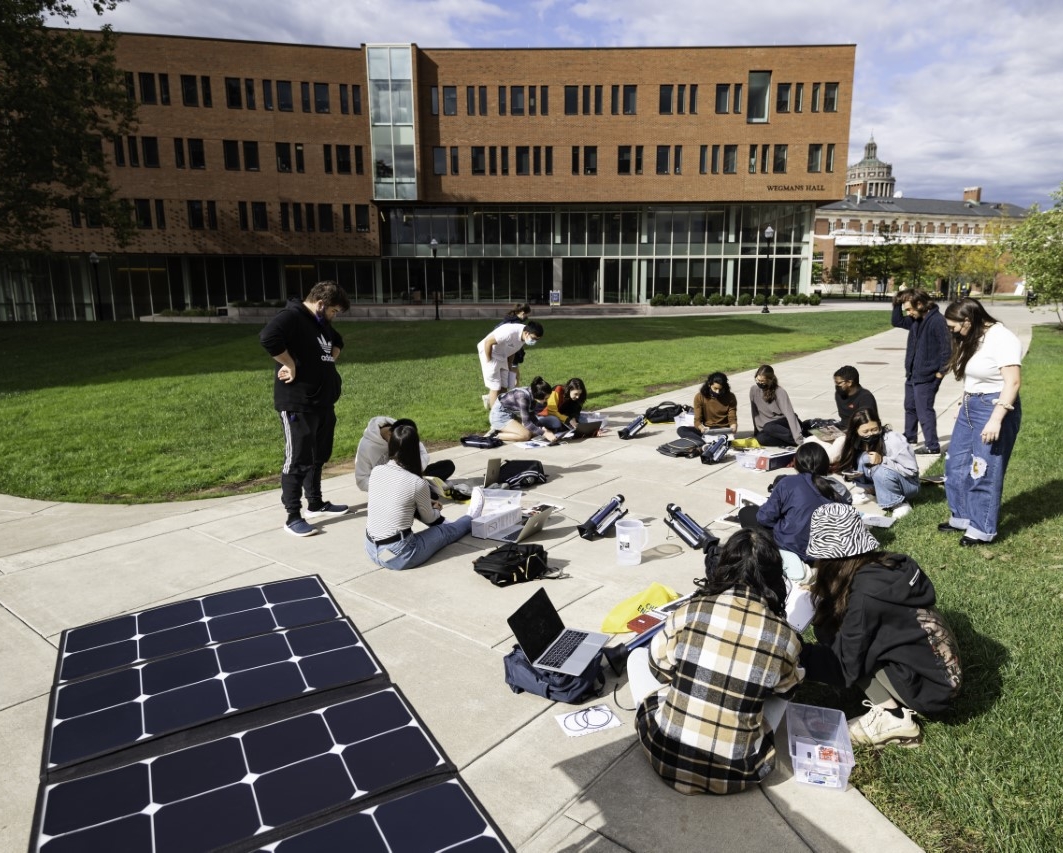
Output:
[260, 281, 351, 537]
[800, 503, 963, 747]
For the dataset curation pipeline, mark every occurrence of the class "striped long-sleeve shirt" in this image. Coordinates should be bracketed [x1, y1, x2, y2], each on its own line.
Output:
[365, 461, 440, 540]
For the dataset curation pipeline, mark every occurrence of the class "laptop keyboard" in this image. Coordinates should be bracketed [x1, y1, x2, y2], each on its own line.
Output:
[539, 630, 587, 668]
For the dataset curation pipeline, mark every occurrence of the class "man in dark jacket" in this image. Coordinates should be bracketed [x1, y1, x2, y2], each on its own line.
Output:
[892, 289, 952, 455]
[260, 281, 351, 536]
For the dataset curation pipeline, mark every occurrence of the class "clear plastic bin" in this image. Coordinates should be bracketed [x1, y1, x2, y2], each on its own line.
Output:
[786, 703, 855, 790]
[472, 506, 522, 539]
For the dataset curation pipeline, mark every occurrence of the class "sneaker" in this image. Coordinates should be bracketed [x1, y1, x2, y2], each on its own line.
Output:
[937, 521, 966, 533]
[285, 518, 318, 537]
[847, 701, 922, 748]
[467, 486, 485, 519]
[305, 502, 348, 518]
[888, 502, 912, 519]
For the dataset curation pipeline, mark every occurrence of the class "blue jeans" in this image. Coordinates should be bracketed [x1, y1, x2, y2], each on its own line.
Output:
[857, 454, 920, 510]
[364, 516, 472, 570]
[944, 394, 1022, 541]
[904, 378, 942, 451]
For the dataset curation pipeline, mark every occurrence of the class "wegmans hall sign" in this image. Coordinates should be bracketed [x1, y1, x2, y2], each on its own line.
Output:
[767, 184, 827, 192]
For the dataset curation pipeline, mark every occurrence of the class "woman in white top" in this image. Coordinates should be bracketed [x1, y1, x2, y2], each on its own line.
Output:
[940, 298, 1022, 546]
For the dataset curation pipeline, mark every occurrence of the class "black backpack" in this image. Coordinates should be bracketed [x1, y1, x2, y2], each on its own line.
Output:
[461, 434, 504, 449]
[503, 644, 605, 703]
[700, 434, 729, 464]
[473, 542, 558, 587]
[645, 401, 691, 423]
[497, 460, 548, 489]
[656, 438, 703, 458]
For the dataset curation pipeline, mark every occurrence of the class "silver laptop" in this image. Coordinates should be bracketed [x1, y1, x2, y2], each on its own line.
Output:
[507, 588, 610, 675]
[477, 506, 555, 543]
[483, 457, 502, 488]
[554, 419, 603, 442]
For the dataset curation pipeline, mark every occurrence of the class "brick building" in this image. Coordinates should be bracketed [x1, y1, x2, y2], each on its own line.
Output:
[1, 35, 855, 320]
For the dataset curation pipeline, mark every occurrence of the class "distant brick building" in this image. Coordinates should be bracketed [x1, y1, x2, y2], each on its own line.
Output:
[1, 35, 855, 320]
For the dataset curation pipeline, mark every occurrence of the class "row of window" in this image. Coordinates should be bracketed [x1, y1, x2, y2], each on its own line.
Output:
[69, 199, 371, 233]
[430, 143, 836, 177]
[828, 219, 988, 236]
[112, 136, 367, 175]
[126, 72, 364, 114]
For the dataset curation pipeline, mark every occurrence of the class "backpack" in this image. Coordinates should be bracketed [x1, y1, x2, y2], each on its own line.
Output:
[497, 459, 548, 489]
[461, 434, 504, 449]
[700, 434, 730, 464]
[645, 401, 691, 423]
[656, 438, 703, 458]
[503, 644, 605, 704]
[618, 414, 648, 440]
[473, 543, 558, 587]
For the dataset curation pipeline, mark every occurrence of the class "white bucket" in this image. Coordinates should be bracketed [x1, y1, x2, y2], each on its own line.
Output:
[615, 519, 648, 566]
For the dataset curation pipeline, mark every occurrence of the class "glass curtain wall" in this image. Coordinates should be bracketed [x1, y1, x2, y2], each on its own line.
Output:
[366, 45, 417, 200]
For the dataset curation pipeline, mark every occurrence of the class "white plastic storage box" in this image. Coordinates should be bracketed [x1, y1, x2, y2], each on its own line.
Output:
[472, 507, 522, 539]
[786, 703, 855, 790]
[482, 489, 520, 512]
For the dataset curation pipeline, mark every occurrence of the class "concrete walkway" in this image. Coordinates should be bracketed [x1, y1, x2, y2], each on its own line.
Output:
[0, 304, 1038, 852]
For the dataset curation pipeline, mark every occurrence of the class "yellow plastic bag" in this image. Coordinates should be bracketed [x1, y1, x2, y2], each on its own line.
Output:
[601, 582, 679, 633]
[731, 437, 762, 450]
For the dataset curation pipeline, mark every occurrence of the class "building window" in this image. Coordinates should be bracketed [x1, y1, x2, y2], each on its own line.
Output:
[466, 85, 475, 115]
[489, 146, 498, 175]
[263, 80, 274, 110]
[69, 198, 81, 228]
[341, 83, 350, 114]
[292, 204, 303, 231]
[824, 82, 839, 112]
[584, 146, 597, 175]
[501, 146, 509, 175]
[281, 203, 290, 232]
[748, 71, 770, 122]
[571, 146, 579, 176]
[187, 200, 204, 229]
[677, 84, 686, 114]
[188, 138, 205, 169]
[582, 84, 591, 115]
[127, 135, 139, 167]
[564, 85, 578, 115]
[355, 204, 370, 232]
[305, 203, 315, 232]
[238, 201, 249, 230]
[618, 145, 631, 175]
[699, 144, 708, 174]
[594, 85, 602, 115]
[207, 200, 217, 229]
[356, 146, 365, 174]
[450, 146, 459, 174]
[430, 87, 439, 116]
[443, 85, 457, 115]
[826, 143, 835, 173]
[715, 83, 729, 114]
[341, 203, 351, 232]
[112, 137, 125, 167]
[529, 86, 537, 115]
[200, 75, 212, 107]
[497, 86, 506, 116]
[223, 140, 239, 170]
[516, 146, 530, 175]
[479, 85, 487, 115]
[154, 199, 166, 229]
[611, 85, 619, 115]
[723, 144, 737, 174]
[139, 72, 157, 105]
[623, 85, 637, 115]
[142, 136, 160, 168]
[252, 201, 268, 231]
[689, 84, 698, 114]
[243, 141, 259, 171]
[352, 85, 362, 114]
[276, 142, 291, 172]
[795, 82, 804, 112]
[734, 83, 743, 114]
[124, 72, 135, 100]
[318, 204, 333, 232]
[776, 83, 791, 113]
[134, 198, 152, 229]
[711, 144, 720, 174]
[811, 82, 821, 112]
[173, 138, 185, 168]
[674, 145, 682, 174]
[324, 144, 333, 174]
[761, 143, 770, 173]
[277, 80, 293, 111]
[544, 146, 553, 175]
[300, 82, 311, 112]
[659, 84, 673, 115]
[773, 144, 788, 173]
[181, 74, 198, 107]
[433, 147, 446, 175]
[635, 145, 643, 174]
[541, 85, 549, 115]
[749, 144, 758, 174]
[808, 143, 823, 173]
[511, 85, 525, 115]
[656, 145, 669, 175]
[245, 79, 256, 110]
[314, 82, 330, 113]
[336, 145, 351, 174]
[295, 143, 305, 173]
[472, 146, 486, 175]
[225, 77, 242, 108]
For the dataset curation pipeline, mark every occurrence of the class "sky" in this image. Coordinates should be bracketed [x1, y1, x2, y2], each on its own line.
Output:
[65, 0, 1063, 209]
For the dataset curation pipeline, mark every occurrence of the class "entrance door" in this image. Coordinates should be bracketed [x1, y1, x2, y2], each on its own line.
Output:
[561, 258, 597, 303]
[602, 259, 636, 303]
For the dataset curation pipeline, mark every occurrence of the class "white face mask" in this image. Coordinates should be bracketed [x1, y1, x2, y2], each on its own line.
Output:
[524, 337, 538, 346]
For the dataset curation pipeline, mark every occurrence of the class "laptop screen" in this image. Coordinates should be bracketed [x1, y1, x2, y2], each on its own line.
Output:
[507, 588, 565, 662]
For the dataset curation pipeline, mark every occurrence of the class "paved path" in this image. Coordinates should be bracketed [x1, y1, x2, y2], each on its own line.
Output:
[0, 304, 1039, 852]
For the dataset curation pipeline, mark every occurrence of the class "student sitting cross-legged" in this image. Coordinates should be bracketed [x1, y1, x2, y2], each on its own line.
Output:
[676, 371, 738, 443]
[837, 407, 920, 519]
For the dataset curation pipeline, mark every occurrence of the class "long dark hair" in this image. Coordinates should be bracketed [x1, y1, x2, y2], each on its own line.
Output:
[564, 377, 587, 405]
[944, 297, 999, 380]
[697, 527, 788, 620]
[388, 420, 424, 477]
[700, 371, 731, 399]
[810, 551, 902, 634]
[755, 365, 778, 404]
[837, 407, 888, 471]
[528, 376, 552, 402]
[794, 443, 840, 500]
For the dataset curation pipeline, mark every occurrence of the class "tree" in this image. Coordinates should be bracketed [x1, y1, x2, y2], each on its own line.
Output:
[965, 218, 1010, 297]
[0, 0, 135, 254]
[1005, 182, 1063, 326]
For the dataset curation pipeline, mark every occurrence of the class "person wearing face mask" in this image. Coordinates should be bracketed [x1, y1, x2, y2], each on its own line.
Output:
[749, 365, 803, 447]
[837, 407, 920, 518]
[892, 289, 952, 455]
[495, 304, 532, 387]
[477, 320, 544, 410]
[801, 365, 878, 463]
[677, 372, 738, 443]
[940, 297, 1023, 546]
[259, 281, 351, 537]
[487, 376, 559, 443]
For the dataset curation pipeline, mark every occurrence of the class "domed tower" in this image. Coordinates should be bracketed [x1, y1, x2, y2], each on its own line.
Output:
[845, 136, 896, 198]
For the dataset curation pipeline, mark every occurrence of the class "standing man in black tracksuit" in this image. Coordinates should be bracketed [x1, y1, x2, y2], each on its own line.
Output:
[891, 288, 952, 455]
[260, 281, 351, 536]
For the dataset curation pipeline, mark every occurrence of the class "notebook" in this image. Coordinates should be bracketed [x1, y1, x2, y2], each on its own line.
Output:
[507, 588, 610, 675]
[477, 506, 555, 543]
[812, 424, 844, 441]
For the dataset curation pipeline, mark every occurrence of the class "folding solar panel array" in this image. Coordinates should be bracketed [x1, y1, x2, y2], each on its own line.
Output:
[30, 576, 512, 853]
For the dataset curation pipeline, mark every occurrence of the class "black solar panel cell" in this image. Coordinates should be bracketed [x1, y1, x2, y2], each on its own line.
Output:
[58, 639, 138, 681]
[202, 585, 267, 616]
[264, 576, 326, 603]
[48, 701, 144, 767]
[242, 713, 333, 774]
[62, 614, 136, 654]
[150, 736, 247, 804]
[153, 782, 262, 853]
[139, 620, 210, 659]
[42, 762, 150, 836]
[207, 606, 278, 643]
[137, 599, 203, 634]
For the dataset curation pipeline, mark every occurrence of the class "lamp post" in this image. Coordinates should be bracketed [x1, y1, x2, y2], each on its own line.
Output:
[88, 252, 103, 321]
[430, 238, 440, 320]
[761, 225, 775, 313]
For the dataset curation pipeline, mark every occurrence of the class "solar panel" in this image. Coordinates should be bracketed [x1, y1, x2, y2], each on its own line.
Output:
[56, 576, 340, 684]
[45, 618, 385, 772]
[34, 688, 455, 853]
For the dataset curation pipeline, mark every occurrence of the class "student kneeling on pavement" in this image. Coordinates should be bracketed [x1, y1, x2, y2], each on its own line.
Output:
[800, 503, 963, 747]
[628, 528, 803, 794]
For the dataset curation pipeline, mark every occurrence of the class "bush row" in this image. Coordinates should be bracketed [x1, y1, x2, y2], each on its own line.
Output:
[649, 292, 821, 307]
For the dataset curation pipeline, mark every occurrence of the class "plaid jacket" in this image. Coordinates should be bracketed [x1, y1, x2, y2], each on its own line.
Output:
[635, 585, 803, 795]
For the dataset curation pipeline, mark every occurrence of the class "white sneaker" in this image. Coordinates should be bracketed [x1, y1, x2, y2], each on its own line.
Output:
[888, 502, 912, 519]
[847, 701, 922, 748]
[467, 486, 485, 519]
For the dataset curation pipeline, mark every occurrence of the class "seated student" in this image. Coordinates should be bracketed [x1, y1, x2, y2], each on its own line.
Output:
[677, 372, 738, 443]
[802, 365, 879, 463]
[364, 421, 485, 570]
[488, 376, 559, 443]
[838, 407, 919, 518]
[749, 365, 803, 447]
[628, 528, 803, 794]
[355, 416, 456, 493]
[537, 378, 589, 432]
[800, 503, 963, 747]
[738, 443, 850, 563]
[476, 320, 544, 410]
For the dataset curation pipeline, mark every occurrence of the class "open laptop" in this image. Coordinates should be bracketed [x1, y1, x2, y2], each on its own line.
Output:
[477, 506, 555, 543]
[554, 419, 604, 441]
[483, 457, 502, 488]
[507, 588, 610, 675]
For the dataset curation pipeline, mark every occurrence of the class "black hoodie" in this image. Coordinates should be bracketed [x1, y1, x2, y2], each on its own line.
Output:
[802, 554, 962, 717]
[259, 298, 345, 412]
